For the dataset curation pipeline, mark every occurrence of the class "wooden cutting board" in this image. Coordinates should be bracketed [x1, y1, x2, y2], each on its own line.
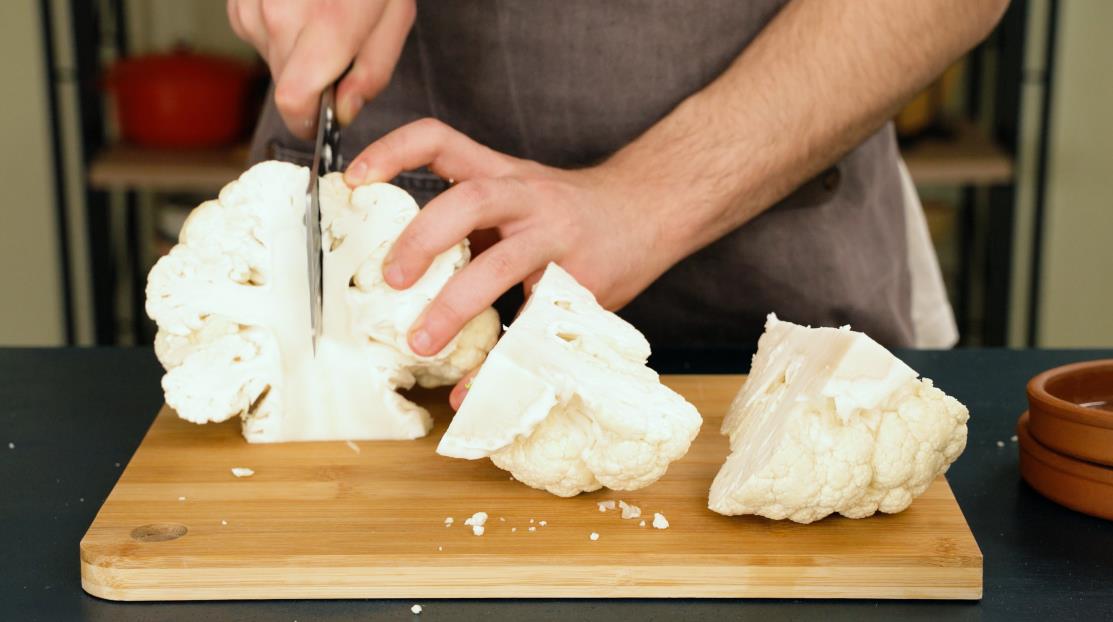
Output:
[80, 375, 982, 601]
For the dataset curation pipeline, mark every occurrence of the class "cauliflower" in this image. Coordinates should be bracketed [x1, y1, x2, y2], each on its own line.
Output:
[146, 161, 499, 442]
[436, 262, 703, 497]
[708, 314, 969, 523]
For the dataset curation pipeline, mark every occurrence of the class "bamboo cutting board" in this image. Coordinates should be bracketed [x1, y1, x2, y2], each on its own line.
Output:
[80, 375, 982, 601]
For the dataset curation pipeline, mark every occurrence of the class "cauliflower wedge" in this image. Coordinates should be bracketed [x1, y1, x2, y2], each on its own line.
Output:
[145, 161, 499, 442]
[708, 314, 969, 523]
[436, 263, 703, 497]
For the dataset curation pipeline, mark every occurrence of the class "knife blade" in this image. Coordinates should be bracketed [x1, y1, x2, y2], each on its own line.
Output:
[305, 87, 341, 356]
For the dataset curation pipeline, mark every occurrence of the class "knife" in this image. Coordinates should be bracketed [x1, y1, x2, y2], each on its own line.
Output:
[306, 86, 342, 356]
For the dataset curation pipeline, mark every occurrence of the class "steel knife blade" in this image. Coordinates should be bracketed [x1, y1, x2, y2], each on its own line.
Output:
[305, 87, 340, 356]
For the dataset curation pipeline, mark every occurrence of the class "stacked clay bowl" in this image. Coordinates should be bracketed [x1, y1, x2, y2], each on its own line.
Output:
[1019, 360, 1113, 520]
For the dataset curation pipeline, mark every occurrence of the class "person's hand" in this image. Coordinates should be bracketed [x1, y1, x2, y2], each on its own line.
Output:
[343, 118, 683, 362]
[227, 0, 415, 137]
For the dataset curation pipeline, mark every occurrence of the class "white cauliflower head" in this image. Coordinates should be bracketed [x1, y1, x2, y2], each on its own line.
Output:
[708, 314, 969, 523]
[436, 262, 703, 497]
[146, 161, 499, 442]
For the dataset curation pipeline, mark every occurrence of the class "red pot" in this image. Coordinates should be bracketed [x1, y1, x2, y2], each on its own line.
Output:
[105, 51, 255, 148]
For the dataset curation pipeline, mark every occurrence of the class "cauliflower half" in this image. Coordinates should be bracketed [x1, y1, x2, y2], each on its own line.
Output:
[708, 314, 969, 523]
[145, 161, 499, 442]
[436, 263, 703, 497]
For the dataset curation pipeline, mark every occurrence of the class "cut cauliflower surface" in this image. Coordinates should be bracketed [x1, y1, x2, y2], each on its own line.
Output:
[436, 262, 703, 497]
[708, 314, 969, 523]
[146, 161, 499, 442]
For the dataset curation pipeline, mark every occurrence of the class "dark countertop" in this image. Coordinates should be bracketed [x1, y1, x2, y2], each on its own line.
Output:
[2, 347, 1113, 621]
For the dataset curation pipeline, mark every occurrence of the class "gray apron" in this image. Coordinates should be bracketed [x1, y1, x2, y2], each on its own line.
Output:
[249, 0, 914, 349]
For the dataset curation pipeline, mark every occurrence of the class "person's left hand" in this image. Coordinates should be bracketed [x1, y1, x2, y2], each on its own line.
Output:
[343, 118, 680, 361]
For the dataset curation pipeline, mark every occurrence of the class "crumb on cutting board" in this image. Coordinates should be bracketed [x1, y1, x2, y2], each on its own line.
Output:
[589, 532, 600, 541]
[618, 500, 641, 519]
[652, 512, 670, 529]
[464, 512, 488, 536]
[597, 500, 616, 512]
[345, 440, 361, 454]
[230, 467, 254, 478]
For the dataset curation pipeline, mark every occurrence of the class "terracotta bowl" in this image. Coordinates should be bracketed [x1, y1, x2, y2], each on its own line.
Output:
[1026, 359, 1113, 466]
[1017, 412, 1113, 521]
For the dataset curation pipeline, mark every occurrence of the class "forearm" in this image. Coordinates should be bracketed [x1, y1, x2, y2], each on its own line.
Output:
[601, 0, 1009, 260]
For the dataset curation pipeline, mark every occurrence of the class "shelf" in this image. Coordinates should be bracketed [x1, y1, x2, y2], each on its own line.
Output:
[89, 122, 1013, 194]
[902, 122, 1014, 186]
[88, 143, 251, 193]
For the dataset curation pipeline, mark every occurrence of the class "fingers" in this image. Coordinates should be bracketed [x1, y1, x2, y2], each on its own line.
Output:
[449, 368, 478, 411]
[522, 269, 544, 297]
[409, 234, 550, 356]
[228, 0, 268, 54]
[257, 0, 302, 83]
[337, 0, 416, 125]
[344, 118, 517, 186]
[274, 3, 390, 138]
[383, 178, 524, 289]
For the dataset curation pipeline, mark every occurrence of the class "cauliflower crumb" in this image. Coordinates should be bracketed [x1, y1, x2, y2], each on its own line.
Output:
[996, 440, 1006, 448]
[652, 512, 669, 529]
[345, 440, 361, 454]
[178, 496, 186, 501]
[618, 500, 641, 519]
[437, 546, 443, 551]
[529, 518, 535, 524]
[230, 467, 255, 478]
[638, 520, 646, 527]
[597, 500, 616, 512]
[499, 517, 505, 522]
[528, 526, 536, 532]
[114, 462, 121, 467]
[411, 604, 423, 614]
[221, 520, 228, 525]
[511, 527, 517, 533]
[589, 532, 600, 541]
[444, 516, 454, 527]
[465, 512, 488, 536]
[1010, 435, 1018, 443]
[7, 442, 13, 449]
[539, 520, 547, 527]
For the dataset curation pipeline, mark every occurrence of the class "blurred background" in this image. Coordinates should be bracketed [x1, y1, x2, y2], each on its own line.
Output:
[1, 0, 1109, 348]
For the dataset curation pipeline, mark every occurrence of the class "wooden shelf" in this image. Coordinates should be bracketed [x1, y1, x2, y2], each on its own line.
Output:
[902, 122, 1014, 186]
[88, 143, 251, 193]
[88, 122, 1012, 194]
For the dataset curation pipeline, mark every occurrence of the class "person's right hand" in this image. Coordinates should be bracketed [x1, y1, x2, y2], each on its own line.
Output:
[227, 0, 416, 138]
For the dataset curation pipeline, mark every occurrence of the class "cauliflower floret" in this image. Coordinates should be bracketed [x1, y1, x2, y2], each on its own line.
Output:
[437, 262, 702, 497]
[708, 315, 969, 523]
[145, 161, 499, 442]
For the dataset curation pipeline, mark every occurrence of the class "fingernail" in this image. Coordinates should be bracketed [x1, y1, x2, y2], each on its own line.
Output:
[346, 160, 368, 185]
[411, 328, 432, 354]
[341, 94, 364, 125]
[451, 384, 469, 410]
[383, 260, 404, 287]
